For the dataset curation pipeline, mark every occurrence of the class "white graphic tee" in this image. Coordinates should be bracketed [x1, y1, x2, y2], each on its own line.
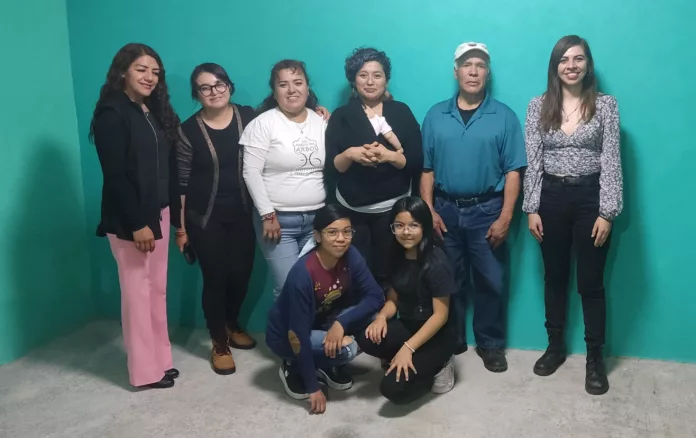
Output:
[240, 108, 327, 216]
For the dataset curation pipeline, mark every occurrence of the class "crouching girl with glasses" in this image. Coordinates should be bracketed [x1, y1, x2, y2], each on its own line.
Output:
[265, 204, 384, 414]
[358, 196, 457, 404]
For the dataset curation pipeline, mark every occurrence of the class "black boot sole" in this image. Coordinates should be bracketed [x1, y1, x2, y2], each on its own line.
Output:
[533, 357, 566, 377]
[476, 348, 508, 373]
[585, 382, 609, 395]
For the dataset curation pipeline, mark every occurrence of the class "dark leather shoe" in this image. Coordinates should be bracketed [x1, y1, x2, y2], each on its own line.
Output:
[585, 357, 609, 395]
[533, 348, 566, 376]
[143, 376, 175, 389]
[165, 368, 179, 379]
[476, 347, 508, 372]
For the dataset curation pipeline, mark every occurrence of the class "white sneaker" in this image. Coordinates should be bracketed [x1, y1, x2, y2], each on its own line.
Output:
[431, 356, 455, 394]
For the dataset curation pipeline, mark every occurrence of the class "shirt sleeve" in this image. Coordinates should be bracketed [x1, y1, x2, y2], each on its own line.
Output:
[425, 249, 457, 298]
[598, 96, 624, 221]
[500, 108, 528, 173]
[522, 99, 544, 214]
[421, 110, 435, 170]
[240, 115, 274, 216]
[398, 104, 424, 176]
[336, 248, 385, 331]
[175, 125, 193, 196]
[285, 267, 321, 394]
[93, 109, 145, 232]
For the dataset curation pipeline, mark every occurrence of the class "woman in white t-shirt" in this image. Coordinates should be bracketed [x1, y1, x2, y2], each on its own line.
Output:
[240, 59, 328, 298]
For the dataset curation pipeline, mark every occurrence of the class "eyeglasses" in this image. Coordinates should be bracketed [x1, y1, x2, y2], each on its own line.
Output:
[322, 228, 356, 240]
[390, 222, 422, 234]
[197, 82, 229, 97]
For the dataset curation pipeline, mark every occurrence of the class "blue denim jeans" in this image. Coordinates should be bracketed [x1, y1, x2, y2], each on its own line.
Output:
[435, 196, 507, 349]
[254, 211, 316, 299]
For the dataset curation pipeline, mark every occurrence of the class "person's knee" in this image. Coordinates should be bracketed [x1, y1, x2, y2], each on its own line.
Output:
[380, 375, 410, 404]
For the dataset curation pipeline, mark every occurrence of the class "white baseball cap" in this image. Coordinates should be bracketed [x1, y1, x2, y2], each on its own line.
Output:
[454, 42, 490, 68]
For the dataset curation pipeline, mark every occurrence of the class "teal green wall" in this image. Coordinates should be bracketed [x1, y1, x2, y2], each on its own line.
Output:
[0, 1, 94, 365]
[66, 0, 696, 361]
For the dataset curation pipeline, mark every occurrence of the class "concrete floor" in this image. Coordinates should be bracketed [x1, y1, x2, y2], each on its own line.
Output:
[0, 321, 694, 438]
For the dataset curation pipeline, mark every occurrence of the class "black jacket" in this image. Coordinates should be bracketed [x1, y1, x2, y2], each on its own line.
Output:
[177, 104, 255, 229]
[324, 98, 423, 207]
[93, 91, 181, 241]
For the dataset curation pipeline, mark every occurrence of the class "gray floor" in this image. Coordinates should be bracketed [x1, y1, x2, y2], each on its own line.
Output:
[1, 321, 694, 438]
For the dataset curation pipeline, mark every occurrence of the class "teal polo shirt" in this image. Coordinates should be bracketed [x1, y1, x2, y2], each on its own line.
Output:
[422, 93, 527, 198]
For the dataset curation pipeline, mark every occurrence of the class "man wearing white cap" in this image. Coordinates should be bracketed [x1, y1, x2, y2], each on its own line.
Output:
[420, 42, 526, 373]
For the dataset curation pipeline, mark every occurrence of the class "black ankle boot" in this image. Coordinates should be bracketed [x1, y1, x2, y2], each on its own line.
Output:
[533, 329, 566, 376]
[585, 346, 609, 395]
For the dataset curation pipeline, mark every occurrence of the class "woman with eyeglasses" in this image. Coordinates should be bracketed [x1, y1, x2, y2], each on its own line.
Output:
[265, 204, 384, 414]
[176, 63, 258, 375]
[358, 196, 457, 404]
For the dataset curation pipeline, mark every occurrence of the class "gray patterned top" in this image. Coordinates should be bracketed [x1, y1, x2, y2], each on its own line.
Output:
[522, 94, 624, 220]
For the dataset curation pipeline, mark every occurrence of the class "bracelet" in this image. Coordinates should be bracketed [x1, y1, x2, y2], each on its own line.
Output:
[175, 230, 187, 236]
[261, 211, 276, 222]
[404, 342, 415, 353]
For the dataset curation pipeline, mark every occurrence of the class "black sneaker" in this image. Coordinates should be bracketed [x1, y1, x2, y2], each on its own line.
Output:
[278, 361, 309, 400]
[317, 366, 353, 390]
[476, 347, 508, 373]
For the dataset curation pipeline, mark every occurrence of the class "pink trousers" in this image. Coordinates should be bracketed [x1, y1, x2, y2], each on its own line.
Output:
[107, 208, 173, 387]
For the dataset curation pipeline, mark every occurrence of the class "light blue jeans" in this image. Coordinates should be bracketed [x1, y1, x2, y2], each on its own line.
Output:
[254, 211, 316, 299]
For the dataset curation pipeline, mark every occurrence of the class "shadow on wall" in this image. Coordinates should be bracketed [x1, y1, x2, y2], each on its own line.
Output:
[604, 130, 648, 358]
[5, 140, 93, 362]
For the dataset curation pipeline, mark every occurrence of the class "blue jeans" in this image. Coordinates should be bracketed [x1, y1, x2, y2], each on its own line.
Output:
[254, 211, 316, 299]
[435, 196, 507, 349]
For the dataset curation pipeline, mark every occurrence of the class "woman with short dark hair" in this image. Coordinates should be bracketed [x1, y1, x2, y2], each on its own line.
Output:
[176, 63, 258, 375]
[324, 48, 423, 288]
[265, 204, 384, 414]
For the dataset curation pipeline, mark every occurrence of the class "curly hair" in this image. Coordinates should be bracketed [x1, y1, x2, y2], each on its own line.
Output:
[89, 43, 180, 144]
[344, 47, 392, 88]
[257, 59, 319, 114]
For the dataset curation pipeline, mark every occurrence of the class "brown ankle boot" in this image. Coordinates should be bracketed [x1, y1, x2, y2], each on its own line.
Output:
[211, 340, 236, 375]
[226, 326, 257, 350]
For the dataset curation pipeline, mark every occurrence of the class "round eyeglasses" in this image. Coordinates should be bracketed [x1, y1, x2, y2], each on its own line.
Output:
[198, 82, 229, 97]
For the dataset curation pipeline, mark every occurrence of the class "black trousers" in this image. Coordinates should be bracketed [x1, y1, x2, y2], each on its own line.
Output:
[187, 214, 255, 342]
[347, 210, 392, 287]
[357, 319, 455, 404]
[538, 175, 609, 347]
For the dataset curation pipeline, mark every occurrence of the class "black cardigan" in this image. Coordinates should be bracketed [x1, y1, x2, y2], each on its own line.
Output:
[177, 104, 256, 229]
[324, 98, 423, 208]
[93, 91, 181, 241]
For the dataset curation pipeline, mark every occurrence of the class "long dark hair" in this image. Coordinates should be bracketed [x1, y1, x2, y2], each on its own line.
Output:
[387, 197, 435, 279]
[189, 62, 236, 100]
[540, 35, 597, 132]
[257, 59, 319, 114]
[89, 43, 180, 144]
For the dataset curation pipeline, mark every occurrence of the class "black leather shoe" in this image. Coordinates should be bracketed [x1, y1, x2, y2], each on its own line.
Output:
[533, 348, 566, 376]
[143, 376, 175, 389]
[476, 347, 508, 372]
[165, 368, 179, 379]
[585, 353, 609, 395]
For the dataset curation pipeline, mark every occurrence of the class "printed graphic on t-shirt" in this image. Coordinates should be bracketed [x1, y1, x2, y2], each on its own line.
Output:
[292, 136, 323, 176]
[306, 254, 351, 316]
[315, 278, 343, 314]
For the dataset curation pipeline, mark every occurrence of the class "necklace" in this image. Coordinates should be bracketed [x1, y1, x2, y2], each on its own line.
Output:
[562, 103, 580, 123]
[294, 120, 307, 134]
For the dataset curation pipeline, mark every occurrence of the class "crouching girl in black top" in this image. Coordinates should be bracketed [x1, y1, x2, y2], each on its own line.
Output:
[358, 196, 456, 404]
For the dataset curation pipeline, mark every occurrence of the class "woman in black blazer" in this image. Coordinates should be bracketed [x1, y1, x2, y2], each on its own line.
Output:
[325, 48, 423, 288]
